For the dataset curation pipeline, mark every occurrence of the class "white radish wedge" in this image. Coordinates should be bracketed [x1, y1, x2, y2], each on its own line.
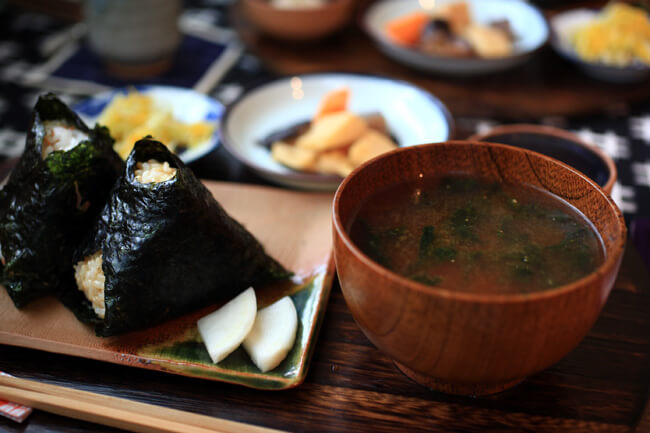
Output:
[197, 287, 257, 364]
[243, 296, 298, 372]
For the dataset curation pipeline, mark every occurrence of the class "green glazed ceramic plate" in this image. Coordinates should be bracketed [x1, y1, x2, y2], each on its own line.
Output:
[0, 181, 335, 390]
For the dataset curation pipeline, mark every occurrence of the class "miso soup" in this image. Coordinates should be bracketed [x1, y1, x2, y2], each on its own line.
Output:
[349, 175, 605, 294]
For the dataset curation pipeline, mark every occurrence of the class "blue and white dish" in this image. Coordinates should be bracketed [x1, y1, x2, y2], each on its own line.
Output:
[74, 85, 224, 164]
[363, 0, 549, 76]
[549, 8, 650, 83]
[220, 73, 454, 191]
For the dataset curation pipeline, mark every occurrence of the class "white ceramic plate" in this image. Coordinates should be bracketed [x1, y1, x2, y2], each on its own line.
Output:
[74, 85, 224, 164]
[549, 8, 650, 83]
[220, 73, 454, 191]
[363, 0, 548, 76]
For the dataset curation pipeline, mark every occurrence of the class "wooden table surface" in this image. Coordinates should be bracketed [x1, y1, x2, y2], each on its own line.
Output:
[0, 241, 649, 433]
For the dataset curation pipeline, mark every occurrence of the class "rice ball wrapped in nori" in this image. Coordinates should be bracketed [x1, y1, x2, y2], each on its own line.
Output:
[66, 138, 291, 336]
[0, 93, 124, 307]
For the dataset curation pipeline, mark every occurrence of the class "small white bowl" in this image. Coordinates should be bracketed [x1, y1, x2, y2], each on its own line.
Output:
[74, 85, 224, 164]
[363, 0, 549, 76]
[219, 73, 454, 191]
[549, 8, 650, 83]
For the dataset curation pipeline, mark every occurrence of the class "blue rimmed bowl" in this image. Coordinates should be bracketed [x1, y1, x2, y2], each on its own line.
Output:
[74, 85, 224, 164]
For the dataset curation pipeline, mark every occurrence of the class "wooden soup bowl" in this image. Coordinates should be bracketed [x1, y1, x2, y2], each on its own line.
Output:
[469, 124, 617, 195]
[242, 0, 354, 41]
[332, 141, 626, 396]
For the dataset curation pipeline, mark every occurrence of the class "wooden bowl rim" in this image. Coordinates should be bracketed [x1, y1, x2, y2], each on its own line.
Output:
[332, 140, 627, 304]
[244, 0, 353, 12]
[468, 124, 617, 195]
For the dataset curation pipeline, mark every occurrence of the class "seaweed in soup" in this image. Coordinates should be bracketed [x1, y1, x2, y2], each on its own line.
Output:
[349, 175, 604, 294]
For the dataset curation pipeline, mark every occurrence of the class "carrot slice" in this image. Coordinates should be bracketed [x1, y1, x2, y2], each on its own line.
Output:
[313, 88, 349, 121]
[385, 12, 429, 46]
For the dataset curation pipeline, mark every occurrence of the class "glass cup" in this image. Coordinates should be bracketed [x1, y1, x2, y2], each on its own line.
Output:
[85, 0, 182, 78]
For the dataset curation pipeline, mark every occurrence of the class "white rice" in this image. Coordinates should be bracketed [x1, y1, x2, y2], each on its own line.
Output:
[134, 159, 177, 183]
[41, 121, 89, 159]
[270, 0, 326, 8]
[74, 251, 106, 319]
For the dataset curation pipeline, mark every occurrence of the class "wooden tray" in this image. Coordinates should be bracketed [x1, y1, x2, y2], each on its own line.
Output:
[0, 181, 335, 390]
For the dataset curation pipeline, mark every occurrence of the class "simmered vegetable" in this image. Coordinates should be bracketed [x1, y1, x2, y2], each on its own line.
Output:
[384, 2, 515, 58]
[265, 88, 398, 177]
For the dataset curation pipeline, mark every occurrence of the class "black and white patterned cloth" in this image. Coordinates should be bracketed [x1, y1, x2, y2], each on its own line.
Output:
[0, 1, 648, 231]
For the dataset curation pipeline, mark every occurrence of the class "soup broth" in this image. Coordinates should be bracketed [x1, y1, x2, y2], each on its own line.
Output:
[349, 175, 605, 294]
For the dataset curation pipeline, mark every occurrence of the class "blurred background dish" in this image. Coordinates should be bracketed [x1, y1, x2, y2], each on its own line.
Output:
[363, 0, 548, 75]
[469, 124, 616, 194]
[220, 72, 453, 191]
[549, 5, 650, 83]
[74, 85, 223, 164]
[242, 0, 355, 40]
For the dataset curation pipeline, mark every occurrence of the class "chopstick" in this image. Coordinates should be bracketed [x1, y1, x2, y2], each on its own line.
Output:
[0, 375, 285, 433]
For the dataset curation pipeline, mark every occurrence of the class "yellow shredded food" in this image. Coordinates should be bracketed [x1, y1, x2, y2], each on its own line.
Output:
[570, 3, 650, 67]
[98, 91, 215, 160]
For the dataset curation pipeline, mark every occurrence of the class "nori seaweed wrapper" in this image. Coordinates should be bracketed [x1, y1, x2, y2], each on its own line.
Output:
[66, 138, 291, 336]
[0, 93, 124, 307]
